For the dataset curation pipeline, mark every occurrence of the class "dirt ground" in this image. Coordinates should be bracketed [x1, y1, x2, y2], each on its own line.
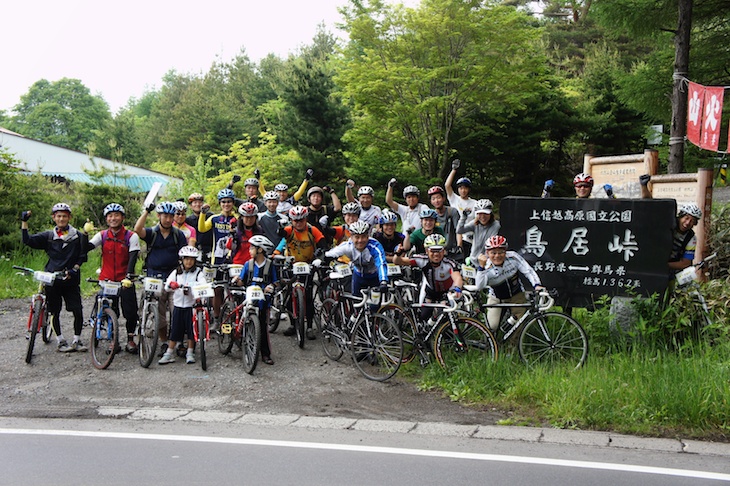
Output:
[0, 297, 507, 425]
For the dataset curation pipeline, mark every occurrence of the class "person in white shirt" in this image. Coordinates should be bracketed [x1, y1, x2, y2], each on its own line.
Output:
[445, 159, 476, 255]
[385, 179, 427, 238]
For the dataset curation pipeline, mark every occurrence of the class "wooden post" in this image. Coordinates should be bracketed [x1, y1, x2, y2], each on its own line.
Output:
[695, 168, 713, 261]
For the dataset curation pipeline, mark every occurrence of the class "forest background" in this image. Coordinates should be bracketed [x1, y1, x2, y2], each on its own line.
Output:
[1, 0, 729, 250]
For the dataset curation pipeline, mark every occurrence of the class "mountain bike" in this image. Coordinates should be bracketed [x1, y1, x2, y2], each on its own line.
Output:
[673, 252, 717, 329]
[317, 286, 403, 381]
[87, 279, 122, 370]
[13, 266, 64, 363]
[472, 288, 589, 369]
[135, 275, 164, 368]
[380, 283, 497, 369]
[190, 281, 214, 371]
[275, 256, 314, 348]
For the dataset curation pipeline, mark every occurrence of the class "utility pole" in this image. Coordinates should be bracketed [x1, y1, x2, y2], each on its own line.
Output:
[668, 0, 693, 174]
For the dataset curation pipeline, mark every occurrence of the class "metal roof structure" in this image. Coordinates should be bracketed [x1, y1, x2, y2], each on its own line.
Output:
[0, 128, 181, 193]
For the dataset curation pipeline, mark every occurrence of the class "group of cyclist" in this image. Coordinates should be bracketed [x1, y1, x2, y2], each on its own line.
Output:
[20, 160, 704, 368]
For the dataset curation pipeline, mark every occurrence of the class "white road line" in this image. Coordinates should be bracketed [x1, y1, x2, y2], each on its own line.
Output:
[2, 428, 728, 481]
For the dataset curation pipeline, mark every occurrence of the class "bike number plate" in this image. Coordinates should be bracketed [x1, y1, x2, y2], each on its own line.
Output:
[335, 263, 352, 276]
[192, 283, 215, 299]
[101, 281, 121, 296]
[144, 278, 163, 296]
[461, 265, 476, 279]
[386, 264, 401, 276]
[228, 264, 243, 278]
[246, 285, 265, 302]
[293, 262, 311, 275]
[34, 271, 55, 284]
[675, 266, 698, 286]
[202, 267, 216, 283]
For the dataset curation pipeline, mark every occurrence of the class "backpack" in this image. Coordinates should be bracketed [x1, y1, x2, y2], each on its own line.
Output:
[101, 228, 133, 248]
[244, 258, 273, 286]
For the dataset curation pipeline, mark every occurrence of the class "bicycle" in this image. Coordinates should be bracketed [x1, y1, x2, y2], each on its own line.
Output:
[134, 274, 164, 368]
[673, 252, 717, 329]
[13, 266, 64, 363]
[317, 286, 403, 381]
[87, 279, 122, 370]
[381, 283, 497, 369]
[190, 281, 214, 371]
[469, 287, 589, 369]
[275, 256, 315, 348]
[267, 256, 294, 334]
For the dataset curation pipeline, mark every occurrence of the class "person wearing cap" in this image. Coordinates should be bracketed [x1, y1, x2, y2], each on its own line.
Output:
[306, 184, 341, 242]
[21, 203, 88, 353]
[385, 179, 427, 236]
[345, 180, 382, 228]
[445, 159, 477, 255]
[186, 193, 214, 260]
[457, 199, 501, 264]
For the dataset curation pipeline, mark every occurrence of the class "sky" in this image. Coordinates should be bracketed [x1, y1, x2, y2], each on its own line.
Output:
[2, 0, 411, 115]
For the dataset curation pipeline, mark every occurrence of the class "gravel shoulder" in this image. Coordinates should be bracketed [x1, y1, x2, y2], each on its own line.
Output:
[0, 297, 506, 425]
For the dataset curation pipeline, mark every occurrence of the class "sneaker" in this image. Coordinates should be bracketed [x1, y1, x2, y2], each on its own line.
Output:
[57, 340, 72, 353]
[158, 353, 175, 365]
[157, 343, 168, 357]
[186, 353, 195, 364]
[306, 328, 316, 340]
[282, 325, 296, 337]
[125, 340, 138, 354]
[72, 340, 88, 352]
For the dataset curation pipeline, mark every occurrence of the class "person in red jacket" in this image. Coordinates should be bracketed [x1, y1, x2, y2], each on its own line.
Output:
[87, 203, 141, 353]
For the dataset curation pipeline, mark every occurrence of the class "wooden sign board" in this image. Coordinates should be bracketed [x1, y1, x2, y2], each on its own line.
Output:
[583, 150, 659, 199]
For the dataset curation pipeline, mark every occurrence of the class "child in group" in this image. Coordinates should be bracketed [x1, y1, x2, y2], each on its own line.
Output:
[234, 235, 277, 365]
[159, 246, 207, 365]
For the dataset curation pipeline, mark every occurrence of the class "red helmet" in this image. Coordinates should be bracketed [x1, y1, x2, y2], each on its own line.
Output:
[485, 235, 508, 251]
[573, 173, 594, 187]
[427, 186, 445, 196]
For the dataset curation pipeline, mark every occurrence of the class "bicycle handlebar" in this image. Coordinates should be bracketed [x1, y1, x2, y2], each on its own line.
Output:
[352, 288, 394, 309]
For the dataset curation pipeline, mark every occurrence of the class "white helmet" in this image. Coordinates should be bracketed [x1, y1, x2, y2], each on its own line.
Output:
[249, 235, 275, 254]
[178, 246, 200, 258]
[474, 199, 493, 214]
[678, 203, 702, 220]
[52, 202, 71, 214]
[349, 220, 371, 235]
[357, 186, 374, 197]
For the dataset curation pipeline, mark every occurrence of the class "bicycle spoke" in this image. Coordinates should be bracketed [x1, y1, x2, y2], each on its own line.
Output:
[519, 312, 588, 369]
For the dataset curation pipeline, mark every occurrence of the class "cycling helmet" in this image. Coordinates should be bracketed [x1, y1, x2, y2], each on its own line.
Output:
[103, 203, 125, 216]
[238, 202, 258, 217]
[217, 188, 235, 201]
[342, 202, 362, 215]
[155, 201, 177, 215]
[274, 183, 289, 192]
[402, 185, 420, 198]
[456, 177, 472, 188]
[187, 193, 204, 202]
[307, 186, 324, 199]
[419, 207, 438, 219]
[289, 205, 309, 221]
[349, 220, 371, 235]
[249, 235, 275, 254]
[178, 245, 200, 259]
[379, 210, 399, 225]
[244, 177, 259, 187]
[474, 199, 493, 214]
[485, 235, 508, 251]
[263, 190, 279, 201]
[678, 203, 702, 220]
[573, 173, 594, 187]
[427, 186, 445, 196]
[424, 233, 447, 251]
[173, 201, 187, 213]
[357, 186, 374, 197]
[51, 202, 71, 214]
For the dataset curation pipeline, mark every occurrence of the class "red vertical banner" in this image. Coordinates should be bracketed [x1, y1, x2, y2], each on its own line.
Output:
[700, 87, 724, 151]
[686, 82, 704, 146]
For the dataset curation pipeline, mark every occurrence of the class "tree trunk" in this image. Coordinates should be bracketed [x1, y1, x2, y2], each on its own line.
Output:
[668, 0, 693, 174]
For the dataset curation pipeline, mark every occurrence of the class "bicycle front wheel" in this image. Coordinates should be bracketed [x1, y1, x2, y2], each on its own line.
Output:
[519, 312, 588, 369]
[379, 304, 417, 364]
[351, 313, 403, 382]
[197, 309, 207, 371]
[91, 308, 119, 370]
[138, 301, 159, 368]
[434, 317, 498, 368]
[318, 298, 344, 361]
[242, 313, 261, 375]
[292, 285, 306, 349]
[41, 308, 53, 343]
[26, 299, 42, 364]
[268, 290, 284, 333]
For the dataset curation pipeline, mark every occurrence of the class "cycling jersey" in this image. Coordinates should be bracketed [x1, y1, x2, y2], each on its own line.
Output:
[199, 212, 237, 264]
[359, 205, 382, 227]
[475, 251, 542, 300]
[325, 239, 388, 282]
[373, 231, 405, 255]
[405, 255, 460, 300]
[275, 224, 325, 263]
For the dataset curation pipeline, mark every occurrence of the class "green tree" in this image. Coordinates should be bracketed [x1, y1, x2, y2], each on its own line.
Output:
[337, 0, 545, 179]
[9, 78, 111, 152]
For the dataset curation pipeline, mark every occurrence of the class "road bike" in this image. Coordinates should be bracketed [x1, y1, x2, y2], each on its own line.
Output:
[673, 252, 717, 329]
[134, 274, 164, 368]
[467, 287, 589, 369]
[317, 285, 403, 381]
[13, 266, 64, 363]
[380, 281, 497, 369]
[87, 279, 122, 370]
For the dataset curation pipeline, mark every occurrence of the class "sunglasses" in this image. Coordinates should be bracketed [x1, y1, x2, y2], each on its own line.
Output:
[575, 184, 591, 189]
